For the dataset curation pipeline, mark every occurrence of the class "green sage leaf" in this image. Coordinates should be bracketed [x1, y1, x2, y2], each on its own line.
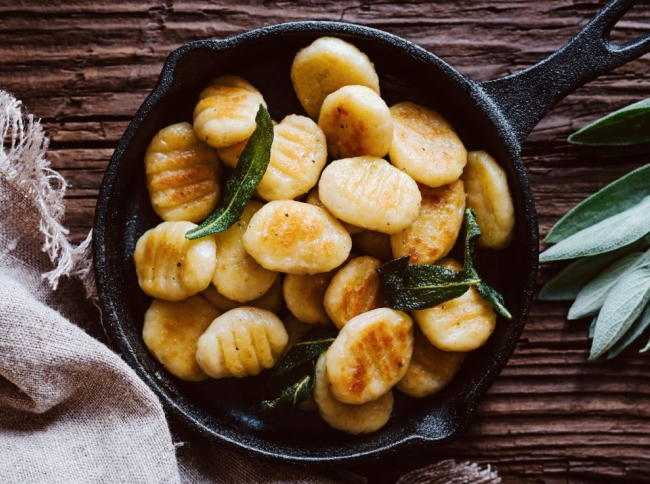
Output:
[589, 316, 597, 339]
[568, 98, 650, 146]
[186, 105, 273, 240]
[540, 195, 650, 262]
[271, 327, 336, 377]
[568, 252, 644, 320]
[545, 164, 650, 243]
[607, 305, 650, 359]
[477, 283, 512, 320]
[641, 337, 650, 353]
[590, 250, 650, 359]
[261, 372, 315, 411]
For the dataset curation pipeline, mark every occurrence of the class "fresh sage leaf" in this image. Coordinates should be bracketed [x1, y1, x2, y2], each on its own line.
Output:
[261, 372, 315, 411]
[477, 283, 512, 320]
[545, 164, 650, 243]
[589, 316, 597, 339]
[607, 305, 650, 359]
[590, 250, 650, 359]
[568, 252, 644, 320]
[568, 98, 650, 146]
[540, 195, 650, 262]
[272, 327, 336, 377]
[641, 337, 650, 353]
[538, 237, 650, 301]
[186, 105, 273, 240]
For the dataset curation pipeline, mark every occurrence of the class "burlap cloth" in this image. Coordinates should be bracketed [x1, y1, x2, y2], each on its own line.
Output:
[0, 90, 501, 483]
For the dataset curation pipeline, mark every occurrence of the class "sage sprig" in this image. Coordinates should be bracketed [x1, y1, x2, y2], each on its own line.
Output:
[186, 105, 273, 240]
[377, 209, 512, 319]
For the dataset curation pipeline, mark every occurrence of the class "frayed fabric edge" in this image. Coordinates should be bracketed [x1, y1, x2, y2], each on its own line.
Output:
[396, 459, 501, 484]
[0, 90, 97, 302]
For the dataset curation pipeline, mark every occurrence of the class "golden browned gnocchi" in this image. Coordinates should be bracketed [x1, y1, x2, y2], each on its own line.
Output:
[193, 75, 266, 148]
[390, 180, 466, 264]
[389, 102, 467, 188]
[243, 200, 352, 274]
[196, 307, 288, 378]
[396, 329, 466, 398]
[352, 230, 393, 262]
[306, 186, 363, 235]
[314, 354, 394, 435]
[324, 256, 384, 329]
[134, 221, 217, 301]
[142, 296, 221, 381]
[412, 259, 496, 352]
[318, 85, 393, 159]
[200, 276, 284, 314]
[318, 157, 421, 234]
[257, 115, 327, 201]
[462, 151, 515, 249]
[212, 200, 279, 302]
[326, 307, 414, 404]
[284, 272, 335, 325]
[216, 138, 247, 169]
[291, 37, 380, 119]
[144, 122, 222, 223]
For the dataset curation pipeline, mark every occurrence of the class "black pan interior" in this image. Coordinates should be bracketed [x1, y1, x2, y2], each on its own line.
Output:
[94, 22, 537, 463]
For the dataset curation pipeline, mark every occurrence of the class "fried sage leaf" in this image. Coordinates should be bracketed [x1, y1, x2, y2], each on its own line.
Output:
[540, 195, 650, 262]
[590, 250, 650, 359]
[186, 105, 273, 240]
[608, 305, 650, 359]
[568, 252, 644, 320]
[261, 372, 315, 411]
[545, 164, 650, 244]
[568, 98, 650, 147]
[272, 327, 337, 377]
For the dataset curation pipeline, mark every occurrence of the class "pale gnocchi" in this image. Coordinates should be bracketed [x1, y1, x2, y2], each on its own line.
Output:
[145, 122, 222, 223]
[283, 271, 334, 325]
[196, 307, 288, 378]
[318, 85, 393, 159]
[201, 274, 284, 314]
[134, 221, 217, 301]
[319, 157, 421, 234]
[291, 37, 380, 119]
[305, 186, 363, 235]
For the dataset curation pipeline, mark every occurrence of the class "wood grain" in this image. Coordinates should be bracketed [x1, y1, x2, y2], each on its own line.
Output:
[3, 1, 650, 482]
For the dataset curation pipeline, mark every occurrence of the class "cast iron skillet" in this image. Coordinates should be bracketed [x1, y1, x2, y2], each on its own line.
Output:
[94, 0, 650, 464]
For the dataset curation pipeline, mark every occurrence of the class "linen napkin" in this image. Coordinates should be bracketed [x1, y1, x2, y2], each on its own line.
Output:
[0, 89, 500, 484]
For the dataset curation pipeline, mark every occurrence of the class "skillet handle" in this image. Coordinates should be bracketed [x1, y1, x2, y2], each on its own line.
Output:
[480, 0, 650, 147]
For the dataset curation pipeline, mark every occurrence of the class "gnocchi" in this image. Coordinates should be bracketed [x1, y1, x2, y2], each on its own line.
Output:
[318, 85, 393, 159]
[319, 157, 421, 234]
[324, 256, 384, 329]
[352, 230, 393, 262]
[193, 75, 266, 148]
[142, 296, 221, 381]
[326, 308, 414, 404]
[462, 150, 515, 249]
[306, 186, 362, 235]
[314, 354, 394, 435]
[144, 122, 222, 223]
[212, 200, 279, 302]
[200, 276, 284, 314]
[413, 259, 496, 352]
[243, 200, 352, 274]
[396, 329, 466, 398]
[134, 221, 217, 301]
[284, 271, 335, 325]
[390, 180, 466, 264]
[196, 307, 288, 378]
[389, 102, 467, 188]
[291, 37, 380, 119]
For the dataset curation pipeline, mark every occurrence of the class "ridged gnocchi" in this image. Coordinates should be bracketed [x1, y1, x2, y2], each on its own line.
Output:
[389, 102, 467, 188]
[319, 157, 421, 234]
[352, 230, 393, 262]
[193, 75, 266, 148]
[324, 256, 384, 329]
[327, 308, 414, 404]
[257, 115, 327, 201]
[306, 186, 362, 235]
[314, 354, 394, 435]
[396, 329, 466, 398]
[134, 221, 217, 301]
[390, 180, 466, 264]
[243, 200, 352, 274]
[413, 259, 496, 352]
[142, 296, 221, 381]
[196, 307, 288, 378]
[291, 37, 380, 119]
[284, 272, 334, 325]
[144, 122, 221, 223]
[318, 85, 393, 159]
[462, 151, 515, 249]
[212, 200, 279, 302]
[200, 276, 284, 314]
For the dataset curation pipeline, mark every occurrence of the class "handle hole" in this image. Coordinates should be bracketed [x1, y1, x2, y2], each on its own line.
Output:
[608, 6, 650, 46]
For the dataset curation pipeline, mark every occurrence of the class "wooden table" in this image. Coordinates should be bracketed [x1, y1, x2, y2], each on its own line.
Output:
[3, 1, 650, 482]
